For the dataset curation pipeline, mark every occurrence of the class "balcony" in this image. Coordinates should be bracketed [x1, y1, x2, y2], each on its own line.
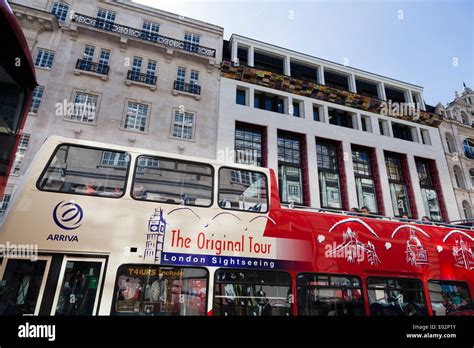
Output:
[125, 70, 157, 90]
[173, 80, 201, 100]
[75, 59, 109, 80]
[221, 61, 442, 127]
[71, 13, 217, 60]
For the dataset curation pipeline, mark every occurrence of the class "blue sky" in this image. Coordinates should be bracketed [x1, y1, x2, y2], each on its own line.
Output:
[134, 0, 473, 105]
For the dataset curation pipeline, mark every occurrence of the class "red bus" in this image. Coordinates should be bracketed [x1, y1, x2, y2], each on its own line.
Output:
[0, 0, 37, 198]
[0, 136, 472, 316]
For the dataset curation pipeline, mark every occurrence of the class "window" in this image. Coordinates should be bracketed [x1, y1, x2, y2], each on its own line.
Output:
[324, 70, 349, 91]
[29, 86, 45, 114]
[96, 8, 116, 30]
[463, 139, 474, 159]
[0, 194, 11, 216]
[0, 259, 47, 315]
[428, 281, 472, 316]
[317, 141, 342, 209]
[100, 151, 128, 167]
[219, 168, 267, 212]
[328, 108, 353, 129]
[97, 49, 110, 74]
[124, 102, 148, 132]
[290, 62, 318, 83]
[461, 112, 469, 125]
[355, 79, 379, 99]
[392, 122, 414, 142]
[352, 147, 378, 213]
[172, 109, 194, 140]
[37, 145, 129, 197]
[130, 56, 143, 80]
[12, 133, 30, 175]
[385, 154, 411, 217]
[367, 277, 427, 316]
[416, 159, 442, 221]
[34, 48, 55, 69]
[453, 165, 466, 189]
[360, 115, 371, 132]
[254, 92, 284, 114]
[82, 45, 95, 62]
[278, 134, 303, 204]
[190, 70, 199, 84]
[113, 265, 208, 316]
[291, 101, 301, 117]
[470, 168, 474, 187]
[297, 274, 365, 316]
[236, 46, 248, 66]
[253, 52, 284, 75]
[184, 32, 200, 51]
[141, 21, 160, 41]
[213, 269, 292, 316]
[132, 156, 212, 206]
[236, 88, 246, 106]
[313, 105, 321, 121]
[146, 60, 157, 77]
[379, 119, 389, 136]
[235, 125, 263, 166]
[420, 129, 431, 145]
[68, 92, 98, 123]
[384, 86, 406, 103]
[462, 200, 472, 219]
[445, 134, 455, 153]
[51, 2, 69, 22]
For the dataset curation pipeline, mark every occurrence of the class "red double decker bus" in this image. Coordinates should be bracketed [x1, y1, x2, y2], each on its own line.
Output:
[0, 0, 37, 198]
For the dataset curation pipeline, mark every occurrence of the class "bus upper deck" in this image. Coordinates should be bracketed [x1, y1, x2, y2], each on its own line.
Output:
[0, 136, 473, 316]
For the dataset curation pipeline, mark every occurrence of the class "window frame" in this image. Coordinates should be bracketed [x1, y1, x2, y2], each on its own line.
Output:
[218, 166, 269, 214]
[427, 279, 472, 315]
[131, 155, 214, 208]
[36, 143, 131, 199]
[51, 2, 70, 22]
[68, 91, 100, 124]
[123, 101, 150, 132]
[171, 109, 195, 140]
[296, 272, 366, 316]
[34, 48, 55, 69]
[317, 140, 342, 210]
[111, 264, 209, 316]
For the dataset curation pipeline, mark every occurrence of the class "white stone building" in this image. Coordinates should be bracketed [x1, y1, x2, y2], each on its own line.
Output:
[1, 0, 223, 212]
[436, 84, 474, 220]
[216, 34, 460, 222]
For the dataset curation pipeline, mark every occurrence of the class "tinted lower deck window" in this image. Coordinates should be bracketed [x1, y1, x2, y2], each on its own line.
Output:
[113, 265, 208, 316]
[213, 269, 292, 316]
[428, 280, 472, 315]
[297, 274, 365, 316]
[367, 277, 427, 316]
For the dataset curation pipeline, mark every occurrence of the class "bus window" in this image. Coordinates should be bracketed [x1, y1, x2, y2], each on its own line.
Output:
[132, 156, 213, 207]
[218, 168, 268, 212]
[213, 269, 291, 316]
[428, 280, 472, 316]
[112, 265, 208, 316]
[37, 145, 129, 198]
[296, 273, 365, 316]
[367, 277, 427, 316]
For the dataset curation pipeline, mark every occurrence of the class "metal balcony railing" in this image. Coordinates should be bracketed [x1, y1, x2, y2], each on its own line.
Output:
[127, 70, 157, 85]
[76, 59, 109, 75]
[174, 80, 201, 95]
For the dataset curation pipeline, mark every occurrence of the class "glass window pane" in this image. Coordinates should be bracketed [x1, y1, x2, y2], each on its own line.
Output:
[355, 177, 378, 213]
[389, 183, 411, 217]
[213, 269, 292, 316]
[219, 168, 268, 212]
[319, 171, 341, 209]
[37, 145, 129, 197]
[114, 265, 208, 316]
[133, 156, 213, 207]
[428, 280, 472, 316]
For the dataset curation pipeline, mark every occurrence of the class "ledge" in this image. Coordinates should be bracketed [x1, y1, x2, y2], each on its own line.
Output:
[74, 68, 108, 81]
[172, 89, 201, 100]
[125, 79, 157, 91]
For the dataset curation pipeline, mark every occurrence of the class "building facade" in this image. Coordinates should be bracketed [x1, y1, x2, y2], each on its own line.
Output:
[436, 85, 474, 220]
[216, 34, 460, 222]
[1, 0, 223, 211]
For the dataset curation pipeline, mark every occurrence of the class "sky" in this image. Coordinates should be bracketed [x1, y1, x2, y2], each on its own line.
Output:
[133, 0, 473, 106]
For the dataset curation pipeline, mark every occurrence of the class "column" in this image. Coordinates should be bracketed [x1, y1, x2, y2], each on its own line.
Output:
[375, 147, 394, 217]
[306, 135, 320, 208]
[378, 81, 387, 101]
[342, 141, 358, 209]
[266, 126, 279, 174]
[318, 66, 325, 85]
[231, 39, 238, 65]
[349, 74, 357, 93]
[248, 46, 254, 67]
[284, 56, 291, 76]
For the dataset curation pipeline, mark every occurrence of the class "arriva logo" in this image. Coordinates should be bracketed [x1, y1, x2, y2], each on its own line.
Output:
[53, 201, 83, 230]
